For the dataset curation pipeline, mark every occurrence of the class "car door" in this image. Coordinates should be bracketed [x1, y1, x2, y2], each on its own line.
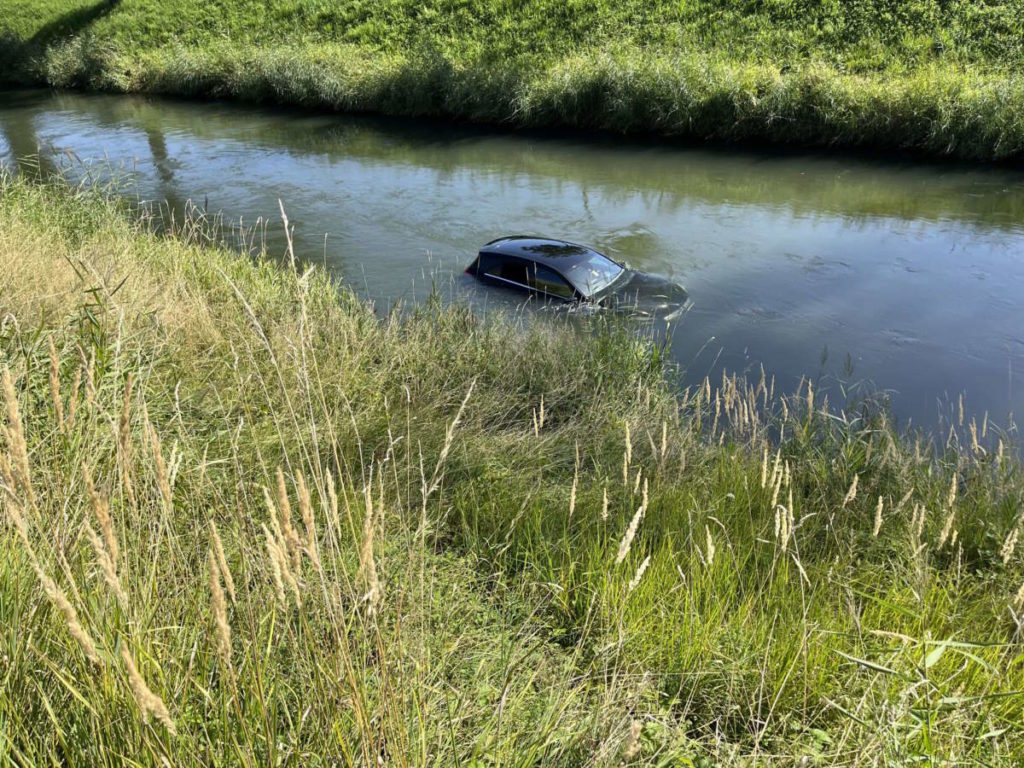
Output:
[528, 263, 577, 302]
[482, 256, 531, 292]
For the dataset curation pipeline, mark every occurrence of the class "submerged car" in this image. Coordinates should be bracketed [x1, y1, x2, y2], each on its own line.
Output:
[465, 236, 690, 319]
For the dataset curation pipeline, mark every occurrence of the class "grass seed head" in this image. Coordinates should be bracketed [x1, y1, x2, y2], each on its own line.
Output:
[208, 549, 232, 669]
[263, 524, 286, 605]
[2, 365, 35, 508]
[358, 481, 381, 611]
[705, 524, 715, 567]
[938, 507, 956, 550]
[1001, 527, 1018, 565]
[84, 520, 127, 606]
[32, 559, 101, 667]
[296, 470, 319, 565]
[628, 555, 650, 593]
[67, 364, 82, 429]
[120, 647, 176, 735]
[48, 338, 64, 433]
[842, 475, 859, 508]
[615, 504, 644, 565]
[209, 521, 235, 603]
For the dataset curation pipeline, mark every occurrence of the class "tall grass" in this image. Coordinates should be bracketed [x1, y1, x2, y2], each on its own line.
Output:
[1, 173, 1023, 764]
[3, 0, 1024, 159]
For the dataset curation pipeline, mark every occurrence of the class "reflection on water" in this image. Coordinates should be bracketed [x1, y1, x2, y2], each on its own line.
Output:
[2, 88, 1024, 430]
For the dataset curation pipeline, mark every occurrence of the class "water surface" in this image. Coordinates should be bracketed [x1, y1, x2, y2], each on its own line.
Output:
[3, 89, 1024, 430]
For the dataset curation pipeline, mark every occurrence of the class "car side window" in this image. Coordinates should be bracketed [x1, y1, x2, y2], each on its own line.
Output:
[474, 253, 498, 275]
[485, 257, 529, 286]
[529, 264, 575, 300]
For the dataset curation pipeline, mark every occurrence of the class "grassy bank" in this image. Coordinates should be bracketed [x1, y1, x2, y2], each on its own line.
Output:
[2, 1, 1024, 160]
[2, 174, 1024, 764]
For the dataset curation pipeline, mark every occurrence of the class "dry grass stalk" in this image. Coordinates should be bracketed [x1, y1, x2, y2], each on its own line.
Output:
[273, 467, 301, 568]
[83, 463, 119, 566]
[209, 521, 235, 603]
[660, 420, 667, 460]
[83, 520, 127, 606]
[263, 524, 286, 605]
[208, 549, 232, 669]
[358, 480, 381, 610]
[632, 466, 642, 495]
[622, 720, 642, 762]
[1001, 527, 1018, 565]
[704, 525, 715, 567]
[1, 478, 29, 540]
[120, 647, 176, 735]
[842, 475, 859, 508]
[937, 508, 956, 550]
[67, 365, 82, 430]
[873, 496, 884, 537]
[806, 379, 814, 416]
[615, 504, 645, 565]
[48, 339, 64, 433]
[624, 422, 632, 469]
[538, 394, 545, 430]
[266, 516, 301, 607]
[568, 467, 577, 518]
[30, 557, 101, 667]
[628, 555, 650, 593]
[760, 447, 769, 489]
[1015, 580, 1024, 613]
[424, 380, 475, 502]
[946, 475, 958, 510]
[601, 487, 609, 521]
[770, 466, 782, 514]
[148, 419, 173, 511]
[83, 347, 96, 408]
[2, 365, 35, 509]
[775, 504, 793, 552]
[118, 374, 136, 508]
[895, 488, 913, 514]
[911, 503, 927, 540]
[958, 394, 964, 426]
[296, 471, 319, 567]
[326, 471, 341, 533]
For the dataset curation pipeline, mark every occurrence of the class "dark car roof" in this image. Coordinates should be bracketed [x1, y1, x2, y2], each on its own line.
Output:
[480, 237, 616, 271]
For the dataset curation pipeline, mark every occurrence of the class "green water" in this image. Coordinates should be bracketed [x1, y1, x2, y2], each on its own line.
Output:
[3, 89, 1024, 429]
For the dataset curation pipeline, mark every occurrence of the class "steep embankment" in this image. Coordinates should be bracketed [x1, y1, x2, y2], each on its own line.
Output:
[1, 175, 1023, 763]
[2, 0, 1024, 159]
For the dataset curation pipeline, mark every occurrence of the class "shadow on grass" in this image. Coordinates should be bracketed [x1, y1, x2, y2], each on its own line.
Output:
[0, 0, 120, 84]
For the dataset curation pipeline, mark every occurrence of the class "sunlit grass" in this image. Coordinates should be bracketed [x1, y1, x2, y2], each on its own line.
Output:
[2, 0, 1024, 159]
[1, 174, 1023, 764]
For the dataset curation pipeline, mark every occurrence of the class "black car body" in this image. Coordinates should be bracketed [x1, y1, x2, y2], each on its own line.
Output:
[466, 236, 690, 319]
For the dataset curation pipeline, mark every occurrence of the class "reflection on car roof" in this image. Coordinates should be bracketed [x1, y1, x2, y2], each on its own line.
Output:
[481, 237, 611, 270]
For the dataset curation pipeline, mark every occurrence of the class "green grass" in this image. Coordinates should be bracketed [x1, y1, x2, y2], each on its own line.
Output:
[1, 174, 1024, 764]
[2, 0, 1024, 159]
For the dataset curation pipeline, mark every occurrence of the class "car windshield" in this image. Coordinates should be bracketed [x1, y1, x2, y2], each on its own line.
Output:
[560, 251, 624, 297]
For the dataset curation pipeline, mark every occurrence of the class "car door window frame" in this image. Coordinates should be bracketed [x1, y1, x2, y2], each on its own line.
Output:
[483, 255, 531, 290]
[528, 263, 576, 301]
